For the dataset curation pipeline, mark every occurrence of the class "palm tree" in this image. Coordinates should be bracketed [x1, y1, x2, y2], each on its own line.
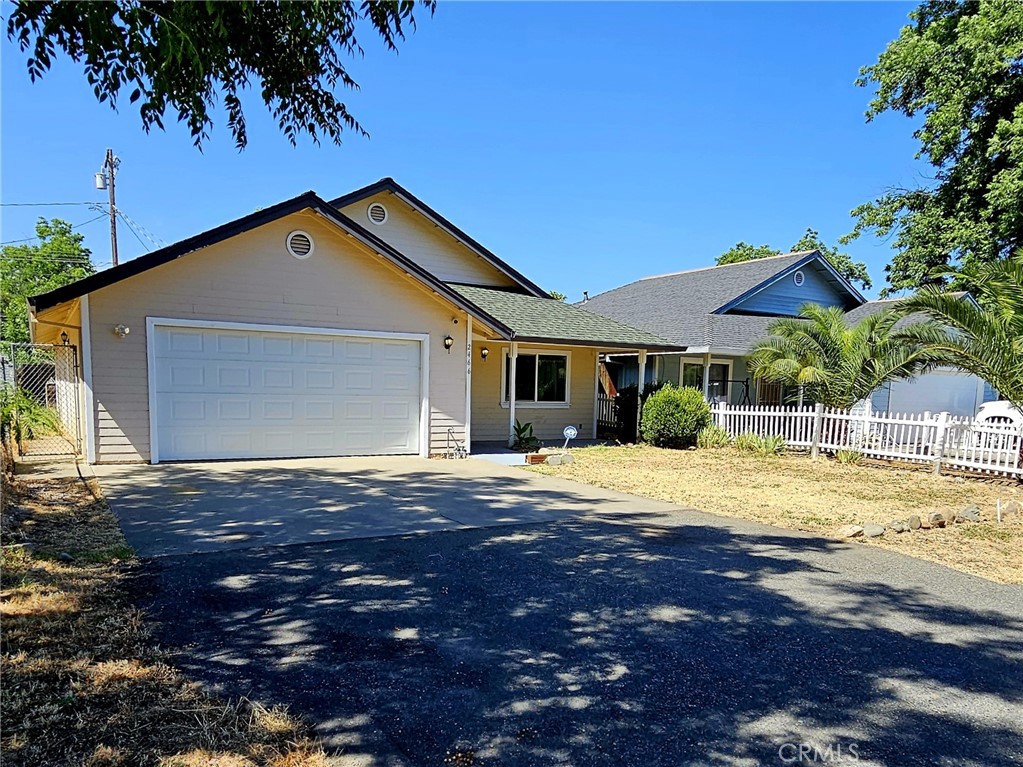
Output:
[748, 303, 945, 410]
[895, 256, 1023, 411]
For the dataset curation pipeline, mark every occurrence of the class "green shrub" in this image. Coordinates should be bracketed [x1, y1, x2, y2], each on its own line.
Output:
[511, 419, 541, 452]
[734, 433, 787, 457]
[835, 448, 863, 465]
[697, 424, 731, 449]
[755, 434, 787, 457]
[615, 380, 670, 442]
[640, 385, 710, 448]
[0, 385, 62, 445]
[733, 433, 760, 453]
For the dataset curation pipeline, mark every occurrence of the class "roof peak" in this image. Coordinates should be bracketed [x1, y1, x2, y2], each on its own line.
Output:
[638, 250, 816, 282]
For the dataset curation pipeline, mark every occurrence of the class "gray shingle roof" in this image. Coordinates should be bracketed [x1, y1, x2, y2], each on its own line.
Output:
[844, 293, 971, 328]
[451, 284, 683, 350]
[580, 252, 816, 351]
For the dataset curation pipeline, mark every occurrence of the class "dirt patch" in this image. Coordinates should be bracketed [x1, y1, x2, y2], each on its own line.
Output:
[528, 445, 1023, 584]
[1, 476, 327, 767]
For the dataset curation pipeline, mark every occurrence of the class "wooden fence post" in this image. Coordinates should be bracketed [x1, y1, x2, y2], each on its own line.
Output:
[810, 402, 824, 459]
[932, 411, 950, 475]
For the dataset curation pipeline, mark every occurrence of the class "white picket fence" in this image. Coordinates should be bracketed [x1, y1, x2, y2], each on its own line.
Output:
[711, 402, 1023, 478]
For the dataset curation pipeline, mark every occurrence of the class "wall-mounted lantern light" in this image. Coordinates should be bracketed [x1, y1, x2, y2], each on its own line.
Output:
[113, 324, 130, 339]
[480, 346, 490, 362]
[443, 335, 454, 354]
[60, 330, 69, 345]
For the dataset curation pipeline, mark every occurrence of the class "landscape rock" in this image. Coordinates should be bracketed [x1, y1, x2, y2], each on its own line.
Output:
[1002, 500, 1022, 520]
[888, 520, 909, 533]
[863, 524, 885, 538]
[57, 552, 74, 563]
[545, 454, 563, 467]
[957, 505, 981, 523]
[560, 453, 575, 465]
[928, 512, 946, 528]
[907, 515, 922, 531]
[836, 525, 864, 538]
[943, 510, 958, 526]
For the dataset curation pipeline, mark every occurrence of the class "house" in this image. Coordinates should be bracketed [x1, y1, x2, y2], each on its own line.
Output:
[844, 296, 995, 417]
[28, 179, 679, 463]
[582, 251, 994, 418]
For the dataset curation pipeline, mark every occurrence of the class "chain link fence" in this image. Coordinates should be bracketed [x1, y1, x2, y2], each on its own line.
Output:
[2, 343, 82, 457]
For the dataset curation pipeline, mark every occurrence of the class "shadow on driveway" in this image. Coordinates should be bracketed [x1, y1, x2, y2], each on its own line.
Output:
[136, 469, 1023, 767]
[96, 457, 681, 557]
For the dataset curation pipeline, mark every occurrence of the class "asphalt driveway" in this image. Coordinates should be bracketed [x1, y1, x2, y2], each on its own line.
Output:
[95, 457, 679, 557]
[134, 467, 1023, 767]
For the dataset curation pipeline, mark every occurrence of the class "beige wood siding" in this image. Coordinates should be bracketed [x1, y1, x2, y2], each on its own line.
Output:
[86, 212, 468, 462]
[338, 193, 520, 288]
[470, 344, 596, 443]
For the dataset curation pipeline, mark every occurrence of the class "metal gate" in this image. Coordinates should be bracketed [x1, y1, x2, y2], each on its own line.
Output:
[3, 343, 82, 457]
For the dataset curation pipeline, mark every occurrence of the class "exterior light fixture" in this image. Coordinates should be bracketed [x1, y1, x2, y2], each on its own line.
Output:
[480, 346, 490, 361]
[60, 330, 69, 345]
[113, 324, 130, 338]
[443, 335, 454, 353]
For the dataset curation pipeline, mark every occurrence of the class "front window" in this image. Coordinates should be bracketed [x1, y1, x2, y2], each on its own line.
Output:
[682, 362, 729, 401]
[504, 353, 568, 404]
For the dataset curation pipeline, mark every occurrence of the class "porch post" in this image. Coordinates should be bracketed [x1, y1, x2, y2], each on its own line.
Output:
[592, 351, 601, 438]
[508, 341, 518, 447]
[636, 349, 648, 439]
[464, 316, 472, 454]
[702, 351, 712, 401]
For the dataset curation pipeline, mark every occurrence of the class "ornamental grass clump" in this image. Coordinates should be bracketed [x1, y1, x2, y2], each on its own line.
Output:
[640, 385, 710, 448]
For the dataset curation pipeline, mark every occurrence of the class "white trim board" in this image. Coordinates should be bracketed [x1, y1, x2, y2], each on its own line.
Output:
[80, 295, 97, 464]
[145, 317, 431, 463]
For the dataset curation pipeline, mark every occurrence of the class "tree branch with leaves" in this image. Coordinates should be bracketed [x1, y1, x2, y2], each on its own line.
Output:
[844, 0, 1023, 294]
[7, 0, 435, 149]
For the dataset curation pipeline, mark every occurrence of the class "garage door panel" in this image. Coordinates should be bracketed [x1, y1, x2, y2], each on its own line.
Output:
[153, 325, 422, 461]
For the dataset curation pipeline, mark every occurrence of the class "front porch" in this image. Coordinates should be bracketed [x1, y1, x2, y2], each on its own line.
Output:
[452, 284, 683, 450]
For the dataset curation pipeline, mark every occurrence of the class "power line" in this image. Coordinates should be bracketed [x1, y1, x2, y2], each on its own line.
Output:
[116, 210, 150, 252]
[0, 201, 94, 207]
[116, 209, 166, 249]
[0, 212, 110, 246]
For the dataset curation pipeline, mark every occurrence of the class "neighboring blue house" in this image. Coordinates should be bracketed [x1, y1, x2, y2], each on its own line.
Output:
[584, 250, 993, 417]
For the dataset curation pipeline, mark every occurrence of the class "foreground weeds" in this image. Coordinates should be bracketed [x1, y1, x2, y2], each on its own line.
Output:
[1, 476, 326, 767]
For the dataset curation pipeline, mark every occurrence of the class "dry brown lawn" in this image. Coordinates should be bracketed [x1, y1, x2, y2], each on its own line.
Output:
[528, 445, 1023, 585]
[0, 476, 327, 767]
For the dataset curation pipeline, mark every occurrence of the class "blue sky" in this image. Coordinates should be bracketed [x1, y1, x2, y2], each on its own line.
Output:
[1, 2, 922, 300]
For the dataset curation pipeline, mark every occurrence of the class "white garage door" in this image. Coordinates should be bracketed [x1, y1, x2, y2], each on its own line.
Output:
[151, 324, 422, 461]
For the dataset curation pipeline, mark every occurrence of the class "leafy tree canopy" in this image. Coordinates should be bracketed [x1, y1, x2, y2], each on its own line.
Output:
[548, 291, 568, 302]
[844, 0, 1023, 294]
[715, 228, 872, 289]
[6, 0, 434, 150]
[1, 219, 96, 346]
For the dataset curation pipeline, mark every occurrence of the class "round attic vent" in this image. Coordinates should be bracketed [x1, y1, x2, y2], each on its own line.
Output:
[793, 270, 805, 287]
[286, 230, 314, 259]
[367, 202, 388, 225]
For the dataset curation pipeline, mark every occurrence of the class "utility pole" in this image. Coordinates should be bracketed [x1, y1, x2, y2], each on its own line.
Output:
[95, 148, 120, 266]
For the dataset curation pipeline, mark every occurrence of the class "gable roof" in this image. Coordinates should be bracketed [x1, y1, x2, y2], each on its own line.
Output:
[451, 284, 683, 351]
[29, 186, 679, 352]
[29, 191, 514, 339]
[581, 251, 865, 352]
[330, 178, 550, 299]
[843, 292, 978, 328]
